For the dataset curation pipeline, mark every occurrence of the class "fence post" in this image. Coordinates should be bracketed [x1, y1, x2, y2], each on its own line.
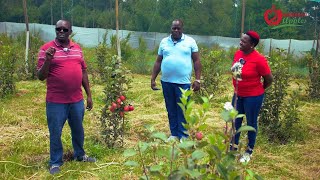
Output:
[288, 39, 291, 56]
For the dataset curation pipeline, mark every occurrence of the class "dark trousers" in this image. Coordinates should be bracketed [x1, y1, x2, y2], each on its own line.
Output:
[231, 94, 264, 154]
[161, 81, 190, 139]
[46, 100, 85, 166]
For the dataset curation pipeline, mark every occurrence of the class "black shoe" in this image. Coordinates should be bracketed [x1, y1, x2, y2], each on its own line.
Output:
[76, 155, 96, 162]
[49, 165, 60, 175]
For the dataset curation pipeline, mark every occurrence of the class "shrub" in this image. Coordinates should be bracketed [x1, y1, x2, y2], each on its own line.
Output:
[196, 48, 228, 101]
[98, 48, 133, 147]
[123, 89, 262, 179]
[0, 34, 19, 98]
[305, 53, 320, 99]
[16, 31, 45, 80]
[260, 49, 302, 144]
[125, 36, 154, 75]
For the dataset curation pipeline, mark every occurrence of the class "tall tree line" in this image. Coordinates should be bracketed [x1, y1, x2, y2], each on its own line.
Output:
[0, 0, 318, 39]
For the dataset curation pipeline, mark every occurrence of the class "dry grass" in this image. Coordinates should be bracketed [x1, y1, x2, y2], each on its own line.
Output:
[0, 74, 319, 179]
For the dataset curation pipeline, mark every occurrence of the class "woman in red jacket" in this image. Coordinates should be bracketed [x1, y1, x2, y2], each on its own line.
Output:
[230, 31, 273, 163]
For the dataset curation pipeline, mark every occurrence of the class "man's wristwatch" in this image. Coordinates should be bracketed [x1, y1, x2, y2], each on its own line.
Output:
[195, 79, 201, 84]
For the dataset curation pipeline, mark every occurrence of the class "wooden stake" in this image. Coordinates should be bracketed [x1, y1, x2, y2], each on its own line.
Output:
[240, 0, 246, 36]
[23, 0, 29, 74]
[115, 0, 121, 62]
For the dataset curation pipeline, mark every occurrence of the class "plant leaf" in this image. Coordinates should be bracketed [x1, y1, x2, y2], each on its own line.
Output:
[150, 165, 162, 172]
[123, 148, 137, 157]
[138, 141, 149, 152]
[178, 141, 196, 149]
[124, 160, 139, 167]
[192, 150, 206, 160]
[236, 125, 256, 133]
[151, 132, 167, 142]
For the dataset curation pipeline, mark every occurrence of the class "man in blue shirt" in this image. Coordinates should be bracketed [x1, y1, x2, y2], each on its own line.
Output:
[151, 19, 202, 140]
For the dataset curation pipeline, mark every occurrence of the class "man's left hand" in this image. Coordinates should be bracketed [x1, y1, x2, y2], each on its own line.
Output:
[192, 81, 200, 91]
[86, 97, 93, 111]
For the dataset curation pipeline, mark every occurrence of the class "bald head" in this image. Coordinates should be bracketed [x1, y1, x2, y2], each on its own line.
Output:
[55, 19, 72, 44]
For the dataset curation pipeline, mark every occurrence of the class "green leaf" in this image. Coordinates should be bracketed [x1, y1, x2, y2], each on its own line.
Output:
[246, 169, 254, 177]
[202, 102, 209, 110]
[123, 148, 137, 157]
[180, 98, 187, 106]
[151, 132, 167, 142]
[236, 114, 245, 118]
[229, 109, 238, 119]
[185, 89, 193, 97]
[138, 141, 149, 152]
[216, 163, 227, 179]
[198, 124, 208, 131]
[144, 124, 155, 132]
[197, 140, 209, 148]
[178, 141, 195, 149]
[254, 174, 264, 180]
[201, 97, 209, 103]
[139, 175, 148, 180]
[178, 103, 186, 113]
[192, 150, 206, 160]
[236, 125, 256, 133]
[221, 111, 232, 122]
[186, 169, 201, 178]
[150, 165, 162, 172]
[124, 160, 139, 167]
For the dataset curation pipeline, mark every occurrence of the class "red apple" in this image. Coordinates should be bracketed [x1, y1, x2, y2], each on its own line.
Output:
[195, 132, 203, 140]
[109, 106, 115, 112]
[128, 105, 134, 111]
[111, 102, 117, 109]
[117, 98, 122, 104]
[120, 95, 126, 101]
[119, 111, 124, 117]
[123, 106, 129, 112]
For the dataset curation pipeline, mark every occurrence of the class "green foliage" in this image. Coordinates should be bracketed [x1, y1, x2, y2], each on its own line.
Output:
[110, 33, 134, 62]
[0, 0, 314, 39]
[196, 47, 229, 101]
[123, 89, 262, 179]
[305, 53, 320, 99]
[97, 40, 133, 147]
[124, 36, 154, 75]
[0, 34, 18, 98]
[260, 49, 302, 144]
[16, 31, 45, 80]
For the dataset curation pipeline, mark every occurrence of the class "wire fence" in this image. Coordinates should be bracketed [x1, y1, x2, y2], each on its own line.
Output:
[0, 22, 314, 57]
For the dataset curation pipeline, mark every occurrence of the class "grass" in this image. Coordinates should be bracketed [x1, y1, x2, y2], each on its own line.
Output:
[0, 74, 319, 179]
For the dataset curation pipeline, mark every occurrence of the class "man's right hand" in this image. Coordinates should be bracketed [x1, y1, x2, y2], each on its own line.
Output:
[45, 47, 56, 60]
[151, 80, 160, 90]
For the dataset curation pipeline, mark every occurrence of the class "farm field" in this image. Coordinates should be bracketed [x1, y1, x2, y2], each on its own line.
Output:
[0, 74, 319, 179]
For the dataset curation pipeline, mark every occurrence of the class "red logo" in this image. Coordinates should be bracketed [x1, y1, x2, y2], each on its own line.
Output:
[264, 5, 283, 26]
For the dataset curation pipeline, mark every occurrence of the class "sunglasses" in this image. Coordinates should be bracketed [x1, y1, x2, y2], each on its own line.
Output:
[171, 27, 181, 30]
[55, 28, 69, 32]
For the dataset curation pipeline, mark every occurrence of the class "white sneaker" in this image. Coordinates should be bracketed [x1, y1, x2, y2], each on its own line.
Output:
[239, 152, 252, 163]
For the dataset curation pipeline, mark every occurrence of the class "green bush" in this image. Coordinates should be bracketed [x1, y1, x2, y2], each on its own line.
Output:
[16, 31, 45, 80]
[0, 34, 18, 98]
[97, 37, 133, 147]
[196, 47, 229, 101]
[123, 90, 262, 179]
[260, 49, 303, 144]
[124, 36, 154, 75]
[305, 53, 320, 99]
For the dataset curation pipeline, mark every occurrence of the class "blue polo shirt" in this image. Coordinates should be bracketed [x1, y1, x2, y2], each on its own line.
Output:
[158, 34, 198, 84]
